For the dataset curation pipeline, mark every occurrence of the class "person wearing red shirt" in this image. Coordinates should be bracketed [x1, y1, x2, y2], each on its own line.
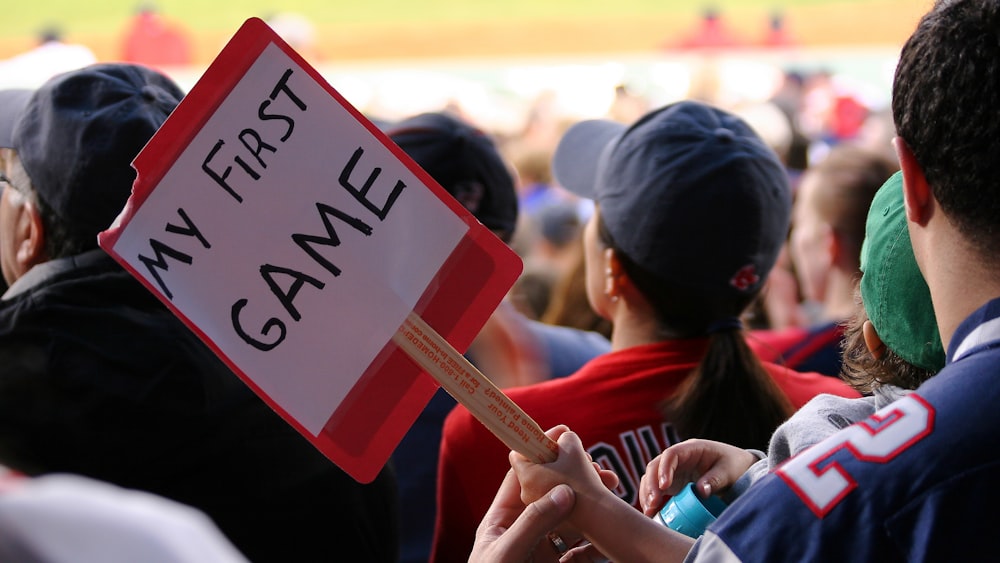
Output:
[431, 101, 859, 562]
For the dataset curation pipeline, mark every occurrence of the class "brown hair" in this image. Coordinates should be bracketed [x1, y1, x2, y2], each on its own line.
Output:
[839, 291, 936, 394]
[541, 249, 613, 339]
[807, 145, 899, 271]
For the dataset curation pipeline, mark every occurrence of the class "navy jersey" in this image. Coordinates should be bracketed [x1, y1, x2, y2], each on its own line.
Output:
[693, 297, 1000, 562]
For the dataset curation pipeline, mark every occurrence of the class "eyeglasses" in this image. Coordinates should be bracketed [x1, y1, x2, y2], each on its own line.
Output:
[0, 170, 26, 195]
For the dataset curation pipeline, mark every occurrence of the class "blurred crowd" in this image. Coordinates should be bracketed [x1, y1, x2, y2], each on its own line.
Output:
[3, 0, 991, 561]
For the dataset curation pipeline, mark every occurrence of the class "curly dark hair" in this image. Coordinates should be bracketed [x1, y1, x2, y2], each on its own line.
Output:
[892, 0, 1000, 258]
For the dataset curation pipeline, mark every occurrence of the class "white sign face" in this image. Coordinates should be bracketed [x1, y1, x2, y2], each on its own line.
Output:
[108, 43, 469, 434]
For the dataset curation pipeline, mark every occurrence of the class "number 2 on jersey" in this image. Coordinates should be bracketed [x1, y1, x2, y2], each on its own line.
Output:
[776, 395, 934, 517]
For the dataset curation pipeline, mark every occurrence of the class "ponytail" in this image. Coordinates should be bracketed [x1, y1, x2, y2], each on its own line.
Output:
[596, 212, 794, 451]
[660, 327, 793, 452]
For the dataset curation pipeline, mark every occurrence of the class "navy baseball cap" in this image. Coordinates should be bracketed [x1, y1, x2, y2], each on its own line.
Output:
[553, 101, 791, 298]
[387, 112, 519, 242]
[2, 63, 184, 238]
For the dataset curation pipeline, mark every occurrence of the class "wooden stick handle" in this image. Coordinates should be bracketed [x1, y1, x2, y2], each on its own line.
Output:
[392, 311, 558, 463]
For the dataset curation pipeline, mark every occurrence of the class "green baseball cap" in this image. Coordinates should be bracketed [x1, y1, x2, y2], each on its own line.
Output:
[859, 171, 945, 372]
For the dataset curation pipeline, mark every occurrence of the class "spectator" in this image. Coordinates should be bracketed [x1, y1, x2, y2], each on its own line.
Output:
[750, 143, 898, 376]
[385, 111, 610, 563]
[760, 12, 797, 47]
[523, 200, 585, 281]
[669, 7, 746, 50]
[541, 249, 613, 340]
[0, 27, 96, 89]
[0, 89, 32, 295]
[507, 266, 556, 321]
[639, 171, 944, 521]
[476, 1, 1000, 559]
[120, 3, 193, 69]
[0, 464, 247, 562]
[768, 69, 811, 181]
[432, 101, 859, 562]
[0, 64, 398, 562]
[509, 146, 562, 220]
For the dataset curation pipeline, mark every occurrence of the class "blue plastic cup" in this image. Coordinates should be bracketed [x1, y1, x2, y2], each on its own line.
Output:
[654, 482, 728, 538]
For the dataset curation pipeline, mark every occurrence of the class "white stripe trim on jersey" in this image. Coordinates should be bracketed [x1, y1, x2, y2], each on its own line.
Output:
[952, 315, 1000, 362]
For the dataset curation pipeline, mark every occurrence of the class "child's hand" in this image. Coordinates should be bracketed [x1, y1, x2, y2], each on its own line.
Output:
[638, 439, 758, 516]
[510, 425, 618, 507]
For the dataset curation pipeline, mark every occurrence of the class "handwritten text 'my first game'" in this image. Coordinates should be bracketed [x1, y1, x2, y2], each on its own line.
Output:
[137, 68, 407, 352]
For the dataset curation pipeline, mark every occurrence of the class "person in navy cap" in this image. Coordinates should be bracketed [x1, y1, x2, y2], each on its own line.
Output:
[0, 89, 32, 295]
[0, 65, 399, 561]
[473, 0, 1000, 560]
[431, 100, 860, 562]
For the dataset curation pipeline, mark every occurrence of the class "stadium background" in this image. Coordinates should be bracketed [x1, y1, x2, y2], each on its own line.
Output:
[3, 0, 932, 131]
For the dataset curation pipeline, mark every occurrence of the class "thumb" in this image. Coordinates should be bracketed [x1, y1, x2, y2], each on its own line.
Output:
[503, 484, 576, 558]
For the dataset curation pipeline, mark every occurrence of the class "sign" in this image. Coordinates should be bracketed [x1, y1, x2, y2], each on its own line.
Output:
[98, 18, 538, 483]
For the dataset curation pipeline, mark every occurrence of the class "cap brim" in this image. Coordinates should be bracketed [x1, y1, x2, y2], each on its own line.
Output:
[552, 119, 626, 199]
[0, 89, 34, 148]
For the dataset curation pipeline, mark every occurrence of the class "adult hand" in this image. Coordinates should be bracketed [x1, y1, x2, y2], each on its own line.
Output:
[470, 469, 576, 563]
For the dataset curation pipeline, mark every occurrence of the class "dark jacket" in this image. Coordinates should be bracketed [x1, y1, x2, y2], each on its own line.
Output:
[0, 250, 399, 562]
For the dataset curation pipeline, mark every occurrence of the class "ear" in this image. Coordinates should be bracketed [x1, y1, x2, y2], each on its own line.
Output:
[862, 320, 885, 360]
[893, 137, 932, 226]
[14, 199, 47, 272]
[604, 248, 626, 301]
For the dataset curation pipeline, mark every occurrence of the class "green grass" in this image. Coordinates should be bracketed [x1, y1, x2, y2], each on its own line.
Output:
[5, 0, 922, 65]
[8, 0, 867, 38]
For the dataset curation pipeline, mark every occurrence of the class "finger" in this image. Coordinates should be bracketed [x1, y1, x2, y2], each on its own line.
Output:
[694, 477, 716, 498]
[545, 425, 572, 440]
[692, 449, 755, 497]
[660, 441, 716, 496]
[640, 457, 665, 513]
[526, 429, 588, 467]
[478, 469, 525, 532]
[593, 463, 619, 490]
[639, 473, 660, 516]
[660, 448, 680, 490]
[693, 463, 737, 498]
[562, 542, 611, 563]
[512, 426, 574, 465]
[557, 430, 588, 456]
[500, 484, 576, 561]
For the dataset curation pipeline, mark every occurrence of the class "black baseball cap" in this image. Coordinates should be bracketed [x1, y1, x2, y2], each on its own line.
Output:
[0, 89, 33, 149]
[553, 101, 791, 299]
[1, 63, 184, 238]
[387, 112, 519, 243]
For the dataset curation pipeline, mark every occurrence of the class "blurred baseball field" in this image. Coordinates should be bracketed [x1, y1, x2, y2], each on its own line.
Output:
[4, 0, 932, 63]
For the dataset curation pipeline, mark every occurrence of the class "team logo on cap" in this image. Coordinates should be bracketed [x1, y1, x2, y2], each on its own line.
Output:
[729, 264, 759, 291]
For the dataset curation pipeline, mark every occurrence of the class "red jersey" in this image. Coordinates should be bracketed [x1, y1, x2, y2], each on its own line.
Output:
[430, 338, 860, 562]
